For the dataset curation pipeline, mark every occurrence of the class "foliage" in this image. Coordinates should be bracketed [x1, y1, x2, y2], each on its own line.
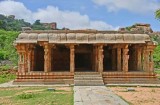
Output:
[155, 70, 160, 74]
[0, 65, 11, 71]
[0, 14, 31, 31]
[155, 9, 160, 20]
[18, 93, 35, 99]
[125, 25, 136, 31]
[32, 19, 51, 30]
[0, 30, 19, 64]
[153, 44, 160, 68]
[0, 73, 16, 83]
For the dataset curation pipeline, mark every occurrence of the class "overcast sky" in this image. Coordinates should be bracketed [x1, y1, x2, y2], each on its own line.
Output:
[0, 0, 160, 31]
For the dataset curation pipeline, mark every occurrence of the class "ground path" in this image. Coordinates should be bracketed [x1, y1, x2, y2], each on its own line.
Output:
[1, 81, 160, 105]
[74, 86, 128, 105]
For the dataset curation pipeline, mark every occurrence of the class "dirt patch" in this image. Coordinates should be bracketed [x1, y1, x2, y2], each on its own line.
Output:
[0, 87, 28, 91]
[0, 97, 12, 105]
[109, 87, 160, 105]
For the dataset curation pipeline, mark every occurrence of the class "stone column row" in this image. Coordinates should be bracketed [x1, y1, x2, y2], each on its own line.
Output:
[17, 43, 155, 73]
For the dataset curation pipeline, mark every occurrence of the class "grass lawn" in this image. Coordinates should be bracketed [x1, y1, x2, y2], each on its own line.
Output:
[0, 86, 73, 105]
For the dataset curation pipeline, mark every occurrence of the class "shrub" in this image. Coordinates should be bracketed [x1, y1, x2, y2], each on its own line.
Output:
[17, 93, 35, 99]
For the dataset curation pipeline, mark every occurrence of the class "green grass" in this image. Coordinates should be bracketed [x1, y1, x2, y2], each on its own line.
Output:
[154, 70, 160, 79]
[155, 70, 160, 74]
[0, 87, 73, 105]
[0, 73, 16, 84]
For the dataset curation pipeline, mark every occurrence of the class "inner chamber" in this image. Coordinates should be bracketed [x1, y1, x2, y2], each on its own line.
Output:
[75, 44, 93, 72]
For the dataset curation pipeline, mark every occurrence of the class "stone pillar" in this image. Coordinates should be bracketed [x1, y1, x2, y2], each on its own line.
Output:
[48, 45, 52, 72]
[23, 52, 26, 72]
[143, 48, 150, 72]
[17, 52, 21, 72]
[94, 45, 99, 72]
[31, 48, 35, 71]
[27, 51, 31, 72]
[122, 46, 129, 72]
[18, 52, 25, 73]
[117, 48, 121, 71]
[70, 45, 75, 73]
[98, 45, 104, 73]
[137, 48, 142, 71]
[44, 43, 49, 72]
[112, 49, 116, 70]
[149, 50, 154, 72]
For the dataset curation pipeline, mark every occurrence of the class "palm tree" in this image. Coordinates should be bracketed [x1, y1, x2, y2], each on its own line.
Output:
[155, 9, 160, 20]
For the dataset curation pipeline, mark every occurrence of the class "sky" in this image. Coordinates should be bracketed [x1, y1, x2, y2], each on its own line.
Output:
[0, 0, 160, 31]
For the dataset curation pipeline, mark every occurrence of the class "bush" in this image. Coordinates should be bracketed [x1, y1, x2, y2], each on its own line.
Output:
[0, 30, 19, 65]
[153, 44, 160, 68]
[0, 73, 16, 83]
[17, 93, 35, 99]
[0, 65, 11, 71]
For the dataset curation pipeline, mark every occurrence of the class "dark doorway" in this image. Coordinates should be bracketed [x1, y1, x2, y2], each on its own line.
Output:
[51, 45, 70, 71]
[128, 45, 137, 71]
[103, 46, 112, 70]
[34, 45, 44, 71]
[103, 46, 117, 71]
[75, 53, 92, 71]
[75, 44, 93, 71]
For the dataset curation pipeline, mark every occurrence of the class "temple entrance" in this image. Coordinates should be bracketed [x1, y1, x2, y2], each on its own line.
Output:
[75, 53, 92, 71]
[51, 45, 70, 71]
[103, 46, 117, 71]
[34, 45, 44, 71]
[128, 45, 141, 71]
[75, 44, 94, 72]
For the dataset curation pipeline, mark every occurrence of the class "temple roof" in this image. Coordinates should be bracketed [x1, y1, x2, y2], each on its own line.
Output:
[15, 30, 151, 44]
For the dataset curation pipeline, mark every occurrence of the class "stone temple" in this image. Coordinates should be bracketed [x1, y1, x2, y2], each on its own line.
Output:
[13, 27, 158, 85]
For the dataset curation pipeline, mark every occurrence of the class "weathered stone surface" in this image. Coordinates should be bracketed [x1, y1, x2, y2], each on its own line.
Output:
[74, 86, 129, 105]
[74, 72, 104, 86]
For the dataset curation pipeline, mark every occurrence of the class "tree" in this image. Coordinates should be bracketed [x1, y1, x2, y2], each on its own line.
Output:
[155, 9, 160, 20]
[32, 20, 46, 30]
[0, 30, 19, 64]
[33, 20, 41, 25]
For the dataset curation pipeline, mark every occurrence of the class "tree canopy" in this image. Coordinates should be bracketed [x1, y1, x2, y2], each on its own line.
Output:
[155, 9, 160, 20]
[0, 30, 19, 64]
[0, 14, 31, 31]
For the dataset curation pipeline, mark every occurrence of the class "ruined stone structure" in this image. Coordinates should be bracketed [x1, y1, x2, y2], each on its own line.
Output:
[14, 30, 157, 84]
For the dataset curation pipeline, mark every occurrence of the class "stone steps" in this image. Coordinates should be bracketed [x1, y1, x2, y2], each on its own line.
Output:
[75, 72, 100, 75]
[74, 77, 102, 80]
[103, 78, 160, 84]
[74, 72, 104, 86]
